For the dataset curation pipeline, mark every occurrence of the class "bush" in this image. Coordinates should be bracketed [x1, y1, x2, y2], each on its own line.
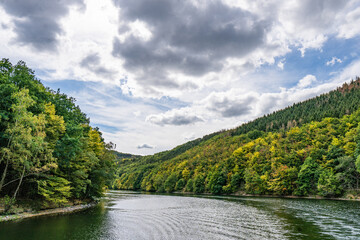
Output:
[317, 168, 342, 197]
[3, 195, 15, 213]
[185, 179, 194, 192]
[175, 178, 185, 191]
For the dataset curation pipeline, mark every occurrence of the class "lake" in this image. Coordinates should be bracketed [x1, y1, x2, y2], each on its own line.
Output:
[1, 191, 360, 239]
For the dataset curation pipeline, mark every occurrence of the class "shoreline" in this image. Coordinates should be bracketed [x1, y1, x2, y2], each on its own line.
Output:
[127, 189, 360, 202]
[0, 202, 98, 223]
[228, 192, 360, 201]
[2, 190, 359, 223]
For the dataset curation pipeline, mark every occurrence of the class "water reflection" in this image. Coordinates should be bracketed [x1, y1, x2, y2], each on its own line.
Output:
[1, 191, 360, 239]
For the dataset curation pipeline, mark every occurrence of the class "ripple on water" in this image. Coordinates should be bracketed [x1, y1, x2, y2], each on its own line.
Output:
[2, 191, 360, 240]
[103, 194, 288, 240]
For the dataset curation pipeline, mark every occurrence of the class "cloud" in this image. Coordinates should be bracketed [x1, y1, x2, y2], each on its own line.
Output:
[277, 59, 285, 70]
[146, 108, 204, 126]
[326, 57, 342, 66]
[80, 53, 117, 78]
[137, 144, 153, 149]
[205, 92, 255, 118]
[297, 75, 317, 88]
[112, 0, 269, 88]
[0, 0, 85, 51]
[1, 0, 360, 156]
[337, 4, 360, 39]
[182, 132, 195, 141]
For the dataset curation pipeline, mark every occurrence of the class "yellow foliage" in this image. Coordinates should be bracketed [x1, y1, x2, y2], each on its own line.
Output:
[331, 137, 341, 146]
[88, 127, 105, 157]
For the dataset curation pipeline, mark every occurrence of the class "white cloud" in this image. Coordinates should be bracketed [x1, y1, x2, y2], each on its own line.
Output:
[277, 58, 285, 70]
[297, 75, 317, 88]
[326, 57, 343, 66]
[337, 3, 360, 39]
[2, 0, 360, 154]
[146, 108, 204, 126]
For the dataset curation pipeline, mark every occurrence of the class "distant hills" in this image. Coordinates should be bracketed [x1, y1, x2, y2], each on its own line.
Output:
[113, 78, 360, 198]
[113, 151, 140, 160]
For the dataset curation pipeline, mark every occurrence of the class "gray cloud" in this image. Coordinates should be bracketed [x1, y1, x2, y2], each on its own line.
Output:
[292, 0, 348, 30]
[207, 94, 255, 118]
[146, 111, 203, 126]
[80, 53, 117, 78]
[0, 0, 85, 51]
[137, 144, 153, 149]
[112, 0, 269, 88]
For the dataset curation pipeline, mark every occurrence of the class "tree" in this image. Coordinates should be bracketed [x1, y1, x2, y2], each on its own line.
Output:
[335, 156, 360, 190]
[164, 173, 178, 193]
[230, 172, 242, 192]
[0, 59, 116, 206]
[295, 157, 320, 196]
[0, 89, 56, 201]
[193, 174, 205, 193]
[175, 178, 185, 191]
[317, 168, 342, 197]
[208, 168, 226, 194]
[185, 179, 194, 192]
[43, 103, 66, 149]
[38, 176, 71, 207]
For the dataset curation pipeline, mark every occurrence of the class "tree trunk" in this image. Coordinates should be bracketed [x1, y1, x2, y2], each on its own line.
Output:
[13, 164, 25, 200]
[0, 112, 19, 192]
[0, 158, 9, 192]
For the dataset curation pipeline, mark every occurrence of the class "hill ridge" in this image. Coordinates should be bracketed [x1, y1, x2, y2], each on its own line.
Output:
[114, 78, 360, 198]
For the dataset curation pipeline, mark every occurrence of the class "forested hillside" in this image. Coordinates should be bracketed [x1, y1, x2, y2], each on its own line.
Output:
[113, 151, 140, 160]
[114, 78, 360, 197]
[0, 59, 116, 212]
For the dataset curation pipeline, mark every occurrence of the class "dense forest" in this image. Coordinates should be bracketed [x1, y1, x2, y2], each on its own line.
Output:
[0, 59, 116, 213]
[2, 57, 360, 215]
[114, 78, 360, 198]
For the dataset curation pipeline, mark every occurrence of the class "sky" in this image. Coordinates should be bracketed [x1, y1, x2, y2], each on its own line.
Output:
[1, 0, 360, 155]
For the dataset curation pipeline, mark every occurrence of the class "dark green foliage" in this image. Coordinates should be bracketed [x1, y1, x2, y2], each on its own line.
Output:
[231, 78, 360, 136]
[185, 179, 194, 192]
[317, 168, 342, 197]
[193, 174, 205, 193]
[113, 151, 140, 160]
[207, 169, 226, 194]
[230, 173, 242, 192]
[175, 178, 185, 191]
[164, 173, 178, 193]
[113, 78, 360, 197]
[0, 59, 116, 208]
[335, 156, 360, 190]
[295, 157, 320, 196]
[247, 130, 264, 140]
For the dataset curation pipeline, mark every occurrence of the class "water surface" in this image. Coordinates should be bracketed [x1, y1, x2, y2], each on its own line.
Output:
[1, 191, 360, 239]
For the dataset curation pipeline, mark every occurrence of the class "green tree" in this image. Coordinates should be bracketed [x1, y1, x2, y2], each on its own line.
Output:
[164, 172, 178, 193]
[208, 169, 226, 194]
[193, 174, 205, 193]
[336, 156, 360, 190]
[230, 173, 242, 192]
[175, 178, 185, 191]
[317, 168, 342, 197]
[38, 176, 71, 207]
[185, 179, 194, 192]
[295, 157, 320, 196]
[0, 89, 56, 200]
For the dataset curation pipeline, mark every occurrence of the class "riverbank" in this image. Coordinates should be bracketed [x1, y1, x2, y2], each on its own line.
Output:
[167, 190, 360, 201]
[0, 202, 97, 223]
[230, 191, 360, 201]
